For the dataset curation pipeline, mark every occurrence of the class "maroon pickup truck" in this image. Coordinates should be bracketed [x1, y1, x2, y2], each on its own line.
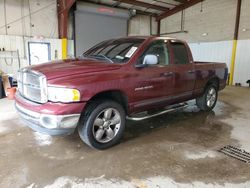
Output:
[15, 36, 228, 149]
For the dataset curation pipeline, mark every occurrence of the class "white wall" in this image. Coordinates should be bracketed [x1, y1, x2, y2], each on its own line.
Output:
[0, 35, 74, 78]
[0, 0, 58, 38]
[189, 39, 250, 86]
[238, 0, 250, 40]
[189, 41, 233, 68]
[0, 0, 249, 86]
[159, 0, 250, 86]
[128, 15, 157, 36]
[0, 0, 75, 78]
[234, 40, 250, 86]
[160, 0, 239, 43]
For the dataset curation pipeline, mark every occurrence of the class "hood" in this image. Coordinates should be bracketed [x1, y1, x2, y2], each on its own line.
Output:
[30, 58, 122, 80]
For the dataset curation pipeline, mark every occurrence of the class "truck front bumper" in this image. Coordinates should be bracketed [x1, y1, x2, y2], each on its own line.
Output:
[15, 103, 81, 136]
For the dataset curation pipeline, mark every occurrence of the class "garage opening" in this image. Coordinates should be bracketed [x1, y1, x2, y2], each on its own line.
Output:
[74, 2, 130, 56]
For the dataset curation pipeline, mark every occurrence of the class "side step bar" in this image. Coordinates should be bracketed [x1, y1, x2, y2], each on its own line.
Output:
[126, 103, 188, 121]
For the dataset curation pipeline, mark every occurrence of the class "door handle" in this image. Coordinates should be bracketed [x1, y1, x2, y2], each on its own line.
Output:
[162, 72, 174, 77]
[188, 70, 195, 74]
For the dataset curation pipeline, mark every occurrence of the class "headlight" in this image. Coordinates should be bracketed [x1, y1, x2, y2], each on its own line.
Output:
[48, 87, 80, 103]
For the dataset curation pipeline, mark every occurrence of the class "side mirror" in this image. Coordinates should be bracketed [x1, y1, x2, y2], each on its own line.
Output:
[143, 54, 158, 65]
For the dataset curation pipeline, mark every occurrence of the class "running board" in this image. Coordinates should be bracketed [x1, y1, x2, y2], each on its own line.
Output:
[126, 103, 188, 121]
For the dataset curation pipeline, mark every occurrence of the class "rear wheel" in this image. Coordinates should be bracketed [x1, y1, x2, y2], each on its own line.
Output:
[196, 84, 218, 111]
[78, 100, 125, 149]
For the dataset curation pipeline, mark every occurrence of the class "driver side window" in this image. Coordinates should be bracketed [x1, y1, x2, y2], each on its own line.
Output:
[140, 40, 169, 66]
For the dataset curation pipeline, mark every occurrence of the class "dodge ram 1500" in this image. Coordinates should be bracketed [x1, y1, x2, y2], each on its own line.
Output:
[15, 36, 228, 149]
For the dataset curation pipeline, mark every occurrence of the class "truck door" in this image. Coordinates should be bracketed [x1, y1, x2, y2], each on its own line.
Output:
[169, 41, 196, 101]
[132, 40, 175, 111]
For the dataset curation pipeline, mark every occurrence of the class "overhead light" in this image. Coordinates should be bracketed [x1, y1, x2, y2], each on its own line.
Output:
[129, 9, 136, 17]
[202, 33, 208, 36]
[98, 7, 115, 14]
[242, 28, 250, 32]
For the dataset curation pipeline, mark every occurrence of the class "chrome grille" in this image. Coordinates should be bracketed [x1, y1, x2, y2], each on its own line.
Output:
[17, 69, 47, 103]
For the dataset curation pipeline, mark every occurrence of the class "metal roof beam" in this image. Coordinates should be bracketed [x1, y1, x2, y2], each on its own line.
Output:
[79, 0, 158, 16]
[172, 0, 188, 3]
[57, 0, 76, 38]
[113, 0, 169, 11]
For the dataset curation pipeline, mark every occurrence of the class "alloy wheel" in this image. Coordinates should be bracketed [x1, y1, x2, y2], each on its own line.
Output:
[92, 108, 121, 143]
[206, 87, 217, 107]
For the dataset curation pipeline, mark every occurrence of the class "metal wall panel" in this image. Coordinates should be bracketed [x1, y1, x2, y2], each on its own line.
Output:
[0, 0, 58, 38]
[189, 40, 250, 86]
[128, 15, 157, 36]
[234, 40, 250, 86]
[189, 41, 233, 68]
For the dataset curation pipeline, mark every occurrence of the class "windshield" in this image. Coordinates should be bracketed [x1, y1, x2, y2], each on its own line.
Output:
[83, 38, 145, 64]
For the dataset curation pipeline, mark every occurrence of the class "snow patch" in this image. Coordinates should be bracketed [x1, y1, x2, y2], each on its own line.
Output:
[33, 132, 53, 146]
[43, 176, 135, 188]
[40, 176, 250, 188]
[185, 150, 218, 160]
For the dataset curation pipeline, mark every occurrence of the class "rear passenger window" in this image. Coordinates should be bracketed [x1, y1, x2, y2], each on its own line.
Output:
[171, 42, 189, 65]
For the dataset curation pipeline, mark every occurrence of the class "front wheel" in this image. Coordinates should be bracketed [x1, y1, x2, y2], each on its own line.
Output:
[78, 100, 126, 149]
[196, 84, 218, 111]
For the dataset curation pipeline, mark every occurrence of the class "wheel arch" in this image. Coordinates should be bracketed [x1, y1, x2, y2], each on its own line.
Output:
[205, 77, 219, 91]
[196, 77, 219, 111]
[84, 90, 129, 114]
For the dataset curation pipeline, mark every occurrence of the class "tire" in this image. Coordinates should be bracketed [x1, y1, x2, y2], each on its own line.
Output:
[196, 84, 218, 111]
[78, 100, 126, 149]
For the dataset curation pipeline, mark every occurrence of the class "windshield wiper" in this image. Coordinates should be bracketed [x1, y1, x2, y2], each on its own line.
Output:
[88, 54, 114, 63]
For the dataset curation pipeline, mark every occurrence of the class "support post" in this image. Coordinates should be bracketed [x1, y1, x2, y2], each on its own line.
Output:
[62, 38, 68, 59]
[57, 0, 75, 59]
[157, 20, 161, 36]
[229, 0, 242, 85]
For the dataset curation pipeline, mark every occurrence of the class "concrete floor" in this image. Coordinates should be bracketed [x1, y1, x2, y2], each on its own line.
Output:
[0, 86, 250, 188]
